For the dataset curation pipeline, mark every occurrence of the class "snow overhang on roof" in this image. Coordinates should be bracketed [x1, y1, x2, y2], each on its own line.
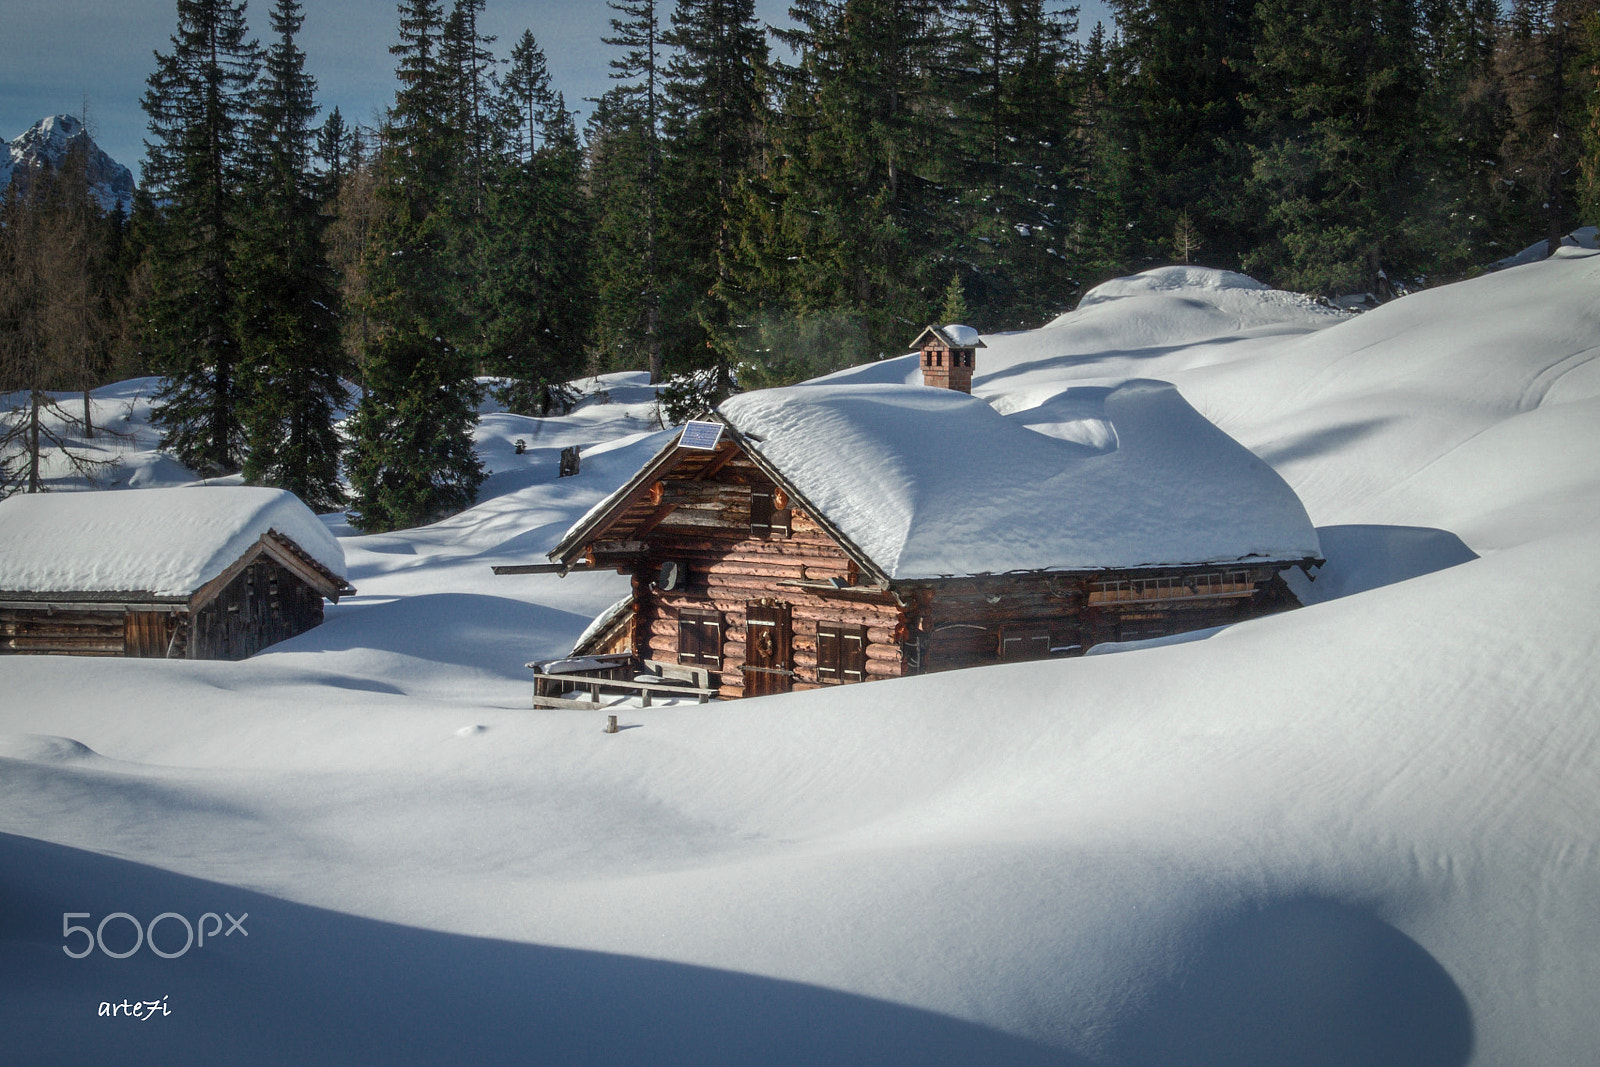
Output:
[550, 379, 1320, 583]
[713, 380, 1321, 581]
[0, 486, 349, 599]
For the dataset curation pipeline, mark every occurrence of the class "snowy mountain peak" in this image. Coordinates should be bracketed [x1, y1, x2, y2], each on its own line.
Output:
[1, 114, 135, 216]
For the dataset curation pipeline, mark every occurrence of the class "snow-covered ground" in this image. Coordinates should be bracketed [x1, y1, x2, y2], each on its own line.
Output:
[3, 253, 1598, 1063]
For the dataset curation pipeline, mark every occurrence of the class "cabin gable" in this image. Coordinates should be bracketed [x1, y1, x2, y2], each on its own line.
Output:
[590, 443, 907, 700]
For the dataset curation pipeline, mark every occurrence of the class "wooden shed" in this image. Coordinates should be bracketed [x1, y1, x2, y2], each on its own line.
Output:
[0, 487, 352, 660]
[525, 375, 1321, 701]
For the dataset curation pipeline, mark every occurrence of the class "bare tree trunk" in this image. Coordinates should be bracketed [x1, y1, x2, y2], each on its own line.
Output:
[27, 389, 42, 493]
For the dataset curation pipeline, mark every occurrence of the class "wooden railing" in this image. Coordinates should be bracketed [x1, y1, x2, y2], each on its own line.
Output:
[527, 654, 717, 709]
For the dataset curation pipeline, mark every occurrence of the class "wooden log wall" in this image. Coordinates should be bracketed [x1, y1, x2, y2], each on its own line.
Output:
[0, 607, 130, 656]
[628, 458, 905, 700]
[908, 563, 1291, 672]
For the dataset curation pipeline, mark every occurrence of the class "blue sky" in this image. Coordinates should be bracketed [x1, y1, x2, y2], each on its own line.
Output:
[2, 0, 1113, 183]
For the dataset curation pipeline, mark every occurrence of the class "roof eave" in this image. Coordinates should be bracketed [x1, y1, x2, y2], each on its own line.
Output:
[547, 430, 702, 566]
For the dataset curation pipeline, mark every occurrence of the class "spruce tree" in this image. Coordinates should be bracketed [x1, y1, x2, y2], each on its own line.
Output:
[1581, 10, 1600, 225]
[947, 0, 1082, 325]
[661, 0, 769, 394]
[1244, 0, 1433, 296]
[316, 105, 351, 199]
[345, 0, 484, 532]
[602, 0, 667, 381]
[1107, 0, 1260, 272]
[587, 90, 673, 375]
[139, 0, 259, 476]
[443, 0, 496, 213]
[478, 38, 591, 413]
[1067, 21, 1142, 283]
[760, 0, 947, 355]
[235, 0, 349, 511]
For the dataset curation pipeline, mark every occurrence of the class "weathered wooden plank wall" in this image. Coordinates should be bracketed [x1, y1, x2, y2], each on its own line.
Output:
[188, 557, 325, 660]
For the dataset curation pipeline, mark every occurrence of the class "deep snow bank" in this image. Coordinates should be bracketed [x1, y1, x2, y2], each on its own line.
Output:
[1, 253, 1598, 1064]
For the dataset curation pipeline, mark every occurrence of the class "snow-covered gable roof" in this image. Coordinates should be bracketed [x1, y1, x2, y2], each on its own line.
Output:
[912, 324, 987, 350]
[0, 487, 347, 598]
[713, 380, 1320, 580]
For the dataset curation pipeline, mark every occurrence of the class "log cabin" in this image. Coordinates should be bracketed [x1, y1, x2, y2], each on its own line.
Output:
[530, 330, 1322, 701]
[0, 487, 352, 659]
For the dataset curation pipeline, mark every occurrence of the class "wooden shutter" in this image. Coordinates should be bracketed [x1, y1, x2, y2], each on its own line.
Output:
[817, 622, 866, 684]
[677, 610, 722, 667]
[839, 625, 866, 682]
[816, 624, 841, 682]
[750, 489, 773, 538]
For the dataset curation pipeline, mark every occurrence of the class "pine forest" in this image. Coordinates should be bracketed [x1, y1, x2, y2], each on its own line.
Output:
[3, 0, 1599, 530]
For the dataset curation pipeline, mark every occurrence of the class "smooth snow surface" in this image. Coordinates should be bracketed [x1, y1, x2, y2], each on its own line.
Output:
[3, 255, 1599, 1065]
[717, 380, 1320, 577]
[0, 486, 345, 595]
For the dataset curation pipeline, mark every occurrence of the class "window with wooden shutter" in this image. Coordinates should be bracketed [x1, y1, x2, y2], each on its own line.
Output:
[751, 487, 791, 539]
[817, 622, 867, 683]
[677, 609, 723, 667]
[750, 488, 773, 538]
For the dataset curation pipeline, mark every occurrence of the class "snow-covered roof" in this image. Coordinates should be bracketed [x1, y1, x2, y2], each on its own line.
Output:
[0, 486, 347, 598]
[714, 380, 1320, 580]
[913, 324, 987, 350]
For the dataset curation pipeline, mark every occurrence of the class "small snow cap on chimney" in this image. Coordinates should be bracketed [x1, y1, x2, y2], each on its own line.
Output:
[913, 324, 985, 393]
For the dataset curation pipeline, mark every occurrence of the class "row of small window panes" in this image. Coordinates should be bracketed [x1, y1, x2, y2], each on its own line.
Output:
[1091, 571, 1252, 600]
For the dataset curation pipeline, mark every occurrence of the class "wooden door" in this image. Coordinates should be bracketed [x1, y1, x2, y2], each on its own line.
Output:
[743, 602, 793, 697]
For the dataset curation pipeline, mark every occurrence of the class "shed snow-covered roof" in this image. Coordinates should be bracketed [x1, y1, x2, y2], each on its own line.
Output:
[713, 380, 1320, 580]
[0, 486, 347, 598]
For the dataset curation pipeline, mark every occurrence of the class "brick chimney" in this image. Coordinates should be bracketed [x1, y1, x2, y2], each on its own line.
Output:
[913, 325, 985, 393]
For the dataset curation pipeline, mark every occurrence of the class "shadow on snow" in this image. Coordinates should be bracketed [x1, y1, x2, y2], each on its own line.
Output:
[1, 835, 1473, 1066]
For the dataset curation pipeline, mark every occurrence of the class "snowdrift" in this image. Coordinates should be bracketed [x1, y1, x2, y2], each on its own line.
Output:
[2, 260, 1598, 1064]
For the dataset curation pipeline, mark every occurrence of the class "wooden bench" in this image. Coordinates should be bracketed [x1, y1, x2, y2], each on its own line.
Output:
[528, 656, 716, 709]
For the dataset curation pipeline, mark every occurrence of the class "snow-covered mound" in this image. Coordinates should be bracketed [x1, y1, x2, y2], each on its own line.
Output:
[3, 253, 1599, 1063]
[1490, 225, 1599, 271]
[0, 486, 345, 595]
[1045, 264, 1342, 343]
[717, 380, 1320, 578]
[818, 265, 1346, 395]
[0, 115, 135, 215]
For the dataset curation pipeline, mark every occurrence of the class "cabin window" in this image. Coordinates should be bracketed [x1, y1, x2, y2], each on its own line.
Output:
[1090, 571, 1256, 605]
[999, 628, 1051, 660]
[750, 488, 791, 539]
[677, 609, 723, 667]
[816, 622, 867, 683]
[750, 488, 773, 538]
